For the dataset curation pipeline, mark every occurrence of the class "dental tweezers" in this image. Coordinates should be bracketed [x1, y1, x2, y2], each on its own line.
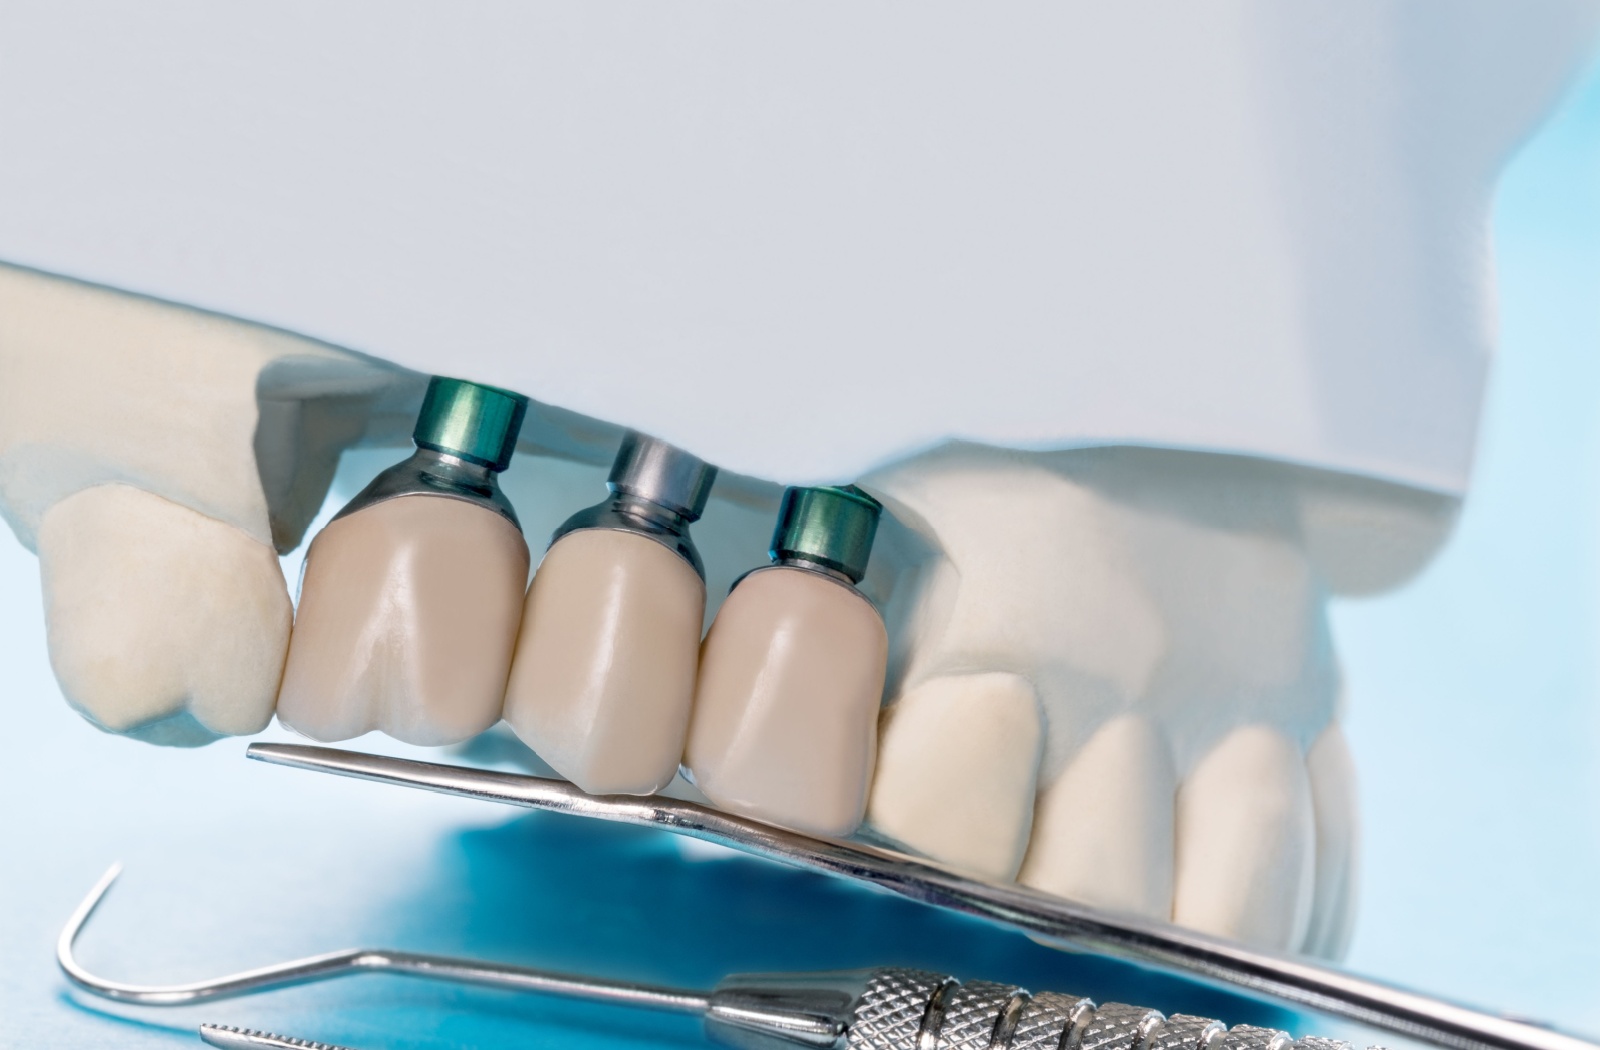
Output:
[231, 743, 1594, 1050]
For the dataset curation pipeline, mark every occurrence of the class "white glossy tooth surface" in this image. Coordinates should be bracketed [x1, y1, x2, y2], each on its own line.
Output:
[1173, 724, 1315, 950]
[1017, 714, 1175, 918]
[37, 484, 291, 745]
[866, 672, 1043, 881]
[1303, 722, 1359, 960]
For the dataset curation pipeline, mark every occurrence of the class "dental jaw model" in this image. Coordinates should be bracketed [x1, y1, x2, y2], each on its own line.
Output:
[0, 261, 1430, 959]
[503, 432, 716, 795]
[276, 378, 530, 746]
[687, 485, 888, 838]
[2, 4, 1593, 980]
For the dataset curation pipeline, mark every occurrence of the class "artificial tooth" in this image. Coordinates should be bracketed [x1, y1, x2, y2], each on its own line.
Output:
[1016, 714, 1175, 918]
[505, 528, 705, 795]
[277, 377, 530, 747]
[1302, 723, 1358, 959]
[275, 494, 529, 746]
[37, 484, 291, 745]
[686, 486, 888, 839]
[1173, 725, 1315, 951]
[685, 562, 888, 837]
[503, 432, 714, 796]
[865, 672, 1044, 881]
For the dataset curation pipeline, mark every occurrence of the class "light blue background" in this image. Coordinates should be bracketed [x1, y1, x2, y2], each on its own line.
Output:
[3, 53, 1599, 1050]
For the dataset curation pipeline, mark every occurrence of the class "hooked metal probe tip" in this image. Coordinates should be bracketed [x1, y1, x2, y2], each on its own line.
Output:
[59, 864, 708, 1013]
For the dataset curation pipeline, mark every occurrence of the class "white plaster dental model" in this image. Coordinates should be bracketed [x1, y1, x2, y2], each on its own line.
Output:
[0, 264, 404, 746]
[857, 445, 1371, 956]
[687, 486, 889, 839]
[504, 433, 716, 795]
[0, 2, 1596, 960]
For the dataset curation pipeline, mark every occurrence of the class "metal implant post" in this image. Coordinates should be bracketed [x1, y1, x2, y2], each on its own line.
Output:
[336, 375, 530, 529]
[548, 429, 718, 578]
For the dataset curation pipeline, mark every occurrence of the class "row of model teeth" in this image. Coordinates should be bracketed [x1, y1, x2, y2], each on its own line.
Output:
[36, 480, 1351, 958]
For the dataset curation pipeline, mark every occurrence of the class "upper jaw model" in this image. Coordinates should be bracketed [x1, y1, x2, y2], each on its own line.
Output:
[0, 261, 1456, 960]
[0, 2, 1593, 965]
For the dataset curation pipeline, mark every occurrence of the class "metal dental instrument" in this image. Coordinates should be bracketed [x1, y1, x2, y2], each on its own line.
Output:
[242, 743, 1596, 1050]
[200, 1025, 359, 1050]
[65, 866, 1360, 1050]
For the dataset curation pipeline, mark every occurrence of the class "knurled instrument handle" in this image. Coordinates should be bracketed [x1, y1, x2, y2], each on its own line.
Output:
[850, 969, 1376, 1050]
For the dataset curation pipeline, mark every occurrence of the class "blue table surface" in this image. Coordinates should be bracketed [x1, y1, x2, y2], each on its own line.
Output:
[5, 53, 1600, 1050]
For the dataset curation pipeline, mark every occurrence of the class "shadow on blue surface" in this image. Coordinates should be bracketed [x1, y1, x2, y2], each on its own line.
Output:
[357, 809, 1299, 1044]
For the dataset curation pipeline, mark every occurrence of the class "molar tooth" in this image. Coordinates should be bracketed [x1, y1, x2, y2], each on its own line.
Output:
[1017, 714, 1175, 918]
[37, 484, 291, 744]
[1173, 725, 1315, 950]
[1302, 723, 1358, 959]
[275, 494, 529, 746]
[866, 672, 1043, 881]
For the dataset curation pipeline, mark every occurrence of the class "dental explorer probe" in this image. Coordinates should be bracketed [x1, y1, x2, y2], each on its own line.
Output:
[65, 865, 1361, 1050]
[245, 743, 1600, 1050]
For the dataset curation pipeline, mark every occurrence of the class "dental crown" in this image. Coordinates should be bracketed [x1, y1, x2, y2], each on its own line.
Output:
[770, 484, 882, 583]
[412, 376, 529, 472]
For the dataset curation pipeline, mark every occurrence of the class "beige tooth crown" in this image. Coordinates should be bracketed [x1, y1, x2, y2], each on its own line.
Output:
[687, 565, 888, 838]
[504, 527, 705, 795]
[276, 494, 529, 746]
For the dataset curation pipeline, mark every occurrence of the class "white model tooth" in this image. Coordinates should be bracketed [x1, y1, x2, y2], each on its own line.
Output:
[36, 484, 291, 745]
[865, 672, 1043, 881]
[1302, 722, 1359, 960]
[1017, 714, 1176, 918]
[1173, 725, 1315, 950]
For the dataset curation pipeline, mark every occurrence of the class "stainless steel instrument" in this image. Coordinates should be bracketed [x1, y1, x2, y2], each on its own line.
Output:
[220, 743, 1595, 1050]
[200, 1025, 359, 1050]
[62, 865, 1366, 1050]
